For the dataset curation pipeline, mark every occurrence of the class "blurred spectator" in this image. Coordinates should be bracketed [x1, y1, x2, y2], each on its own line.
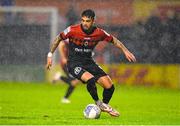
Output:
[0, 0, 15, 24]
[130, 19, 146, 63]
[113, 9, 180, 64]
[65, 6, 79, 26]
[166, 10, 179, 42]
[145, 10, 162, 39]
[166, 11, 180, 63]
[0, 0, 14, 6]
[144, 10, 163, 63]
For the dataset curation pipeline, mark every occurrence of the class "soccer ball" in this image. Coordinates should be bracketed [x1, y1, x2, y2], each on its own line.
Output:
[83, 104, 101, 119]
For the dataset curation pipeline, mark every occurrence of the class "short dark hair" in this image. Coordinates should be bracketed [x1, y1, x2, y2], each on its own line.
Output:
[81, 9, 95, 19]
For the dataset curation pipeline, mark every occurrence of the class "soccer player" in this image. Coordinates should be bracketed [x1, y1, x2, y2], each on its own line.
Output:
[46, 9, 136, 117]
[53, 41, 79, 103]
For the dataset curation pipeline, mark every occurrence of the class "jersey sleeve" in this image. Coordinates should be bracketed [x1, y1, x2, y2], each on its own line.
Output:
[59, 26, 71, 40]
[101, 29, 113, 43]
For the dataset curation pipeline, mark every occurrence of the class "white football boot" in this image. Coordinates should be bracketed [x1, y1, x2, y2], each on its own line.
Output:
[96, 100, 120, 117]
[61, 98, 71, 104]
[52, 72, 62, 84]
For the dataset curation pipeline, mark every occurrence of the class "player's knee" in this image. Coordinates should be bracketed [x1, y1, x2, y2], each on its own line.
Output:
[87, 77, 96, 85]
[110, 84, 115, 92]
[71, 80, 79, 87]
[105, 84, 115, 93]
[97, 76, 113, 89]
[103, 82, 113, 89]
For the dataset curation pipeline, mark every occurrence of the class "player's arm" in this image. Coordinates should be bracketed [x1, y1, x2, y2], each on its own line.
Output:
[58, 42, 67, 65]
[112, 36, 136, 62]
[46, 35, 62, 70]
[50, 35, 62, 53]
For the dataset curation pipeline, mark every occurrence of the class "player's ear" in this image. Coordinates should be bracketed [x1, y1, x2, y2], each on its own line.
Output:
[92, 18, 95, 24]
[93, 15, 96, 23]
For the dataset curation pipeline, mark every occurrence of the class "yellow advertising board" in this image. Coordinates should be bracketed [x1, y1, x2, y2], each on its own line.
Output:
[133, 0, 180, 21]
[101, 64, 180, 89]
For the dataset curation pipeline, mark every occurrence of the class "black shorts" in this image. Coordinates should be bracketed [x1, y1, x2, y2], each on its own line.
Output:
[67, 60, 107, 82]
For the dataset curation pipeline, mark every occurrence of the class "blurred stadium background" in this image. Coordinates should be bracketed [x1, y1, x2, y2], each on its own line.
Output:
[0, 0, 180, 125]
[0, 0, 179, 89]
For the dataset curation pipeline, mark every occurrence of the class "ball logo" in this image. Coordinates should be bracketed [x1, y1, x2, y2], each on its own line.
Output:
[74, 67, 82, 75]
[85, 106, 93, 116]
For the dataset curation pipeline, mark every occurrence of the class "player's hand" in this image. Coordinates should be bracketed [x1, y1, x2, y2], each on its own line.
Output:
[46, 52, 53, 70]
[46, 57, 52, 70]
[124, 50, 136, 62]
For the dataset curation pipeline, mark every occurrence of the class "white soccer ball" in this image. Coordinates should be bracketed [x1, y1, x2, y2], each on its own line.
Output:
[83, 104, 101, 119]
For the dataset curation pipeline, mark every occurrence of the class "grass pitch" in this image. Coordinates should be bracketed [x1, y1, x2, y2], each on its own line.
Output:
[0, 82, 180, 125]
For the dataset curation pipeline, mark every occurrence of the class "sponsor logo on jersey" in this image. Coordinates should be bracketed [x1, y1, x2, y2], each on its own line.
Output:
[75, 48, 92, 53]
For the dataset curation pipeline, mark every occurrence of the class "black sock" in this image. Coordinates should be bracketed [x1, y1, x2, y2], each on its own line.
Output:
[64, 85, 75, 98]
[103, 85, 115, 104]
[86, 77, 99, 101]
[60, 76, 71, 85]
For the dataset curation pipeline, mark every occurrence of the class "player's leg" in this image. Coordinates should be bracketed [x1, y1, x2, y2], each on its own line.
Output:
[60, 76, 71, 85]
[52, 71, 61, 83]
[67, 63, 100, 103]
[96, 75, 119, 117]
[52, 64, 71, 85]
[81, 72, 99, 102]
[60, 64, 72, 85]
[84, 61, 114, 104]
[85, 61, 119, 116]
[62, 79, 78, 100]
[97, 75, 114, 104]
[61, 70, 79, 103]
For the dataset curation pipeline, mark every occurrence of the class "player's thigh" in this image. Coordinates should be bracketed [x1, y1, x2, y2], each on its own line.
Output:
[81, 71, 94, 82]
[67, 63, 94, 83]
[85, 62, 113, 88]
[97, 75, 113, 89]
[86, 61, 107, 81]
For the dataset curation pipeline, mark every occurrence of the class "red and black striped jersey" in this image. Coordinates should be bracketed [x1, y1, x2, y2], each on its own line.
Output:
[59, 24, 113, 62]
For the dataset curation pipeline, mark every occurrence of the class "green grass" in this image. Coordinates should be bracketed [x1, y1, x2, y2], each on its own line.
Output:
[0, 82, 180, 125]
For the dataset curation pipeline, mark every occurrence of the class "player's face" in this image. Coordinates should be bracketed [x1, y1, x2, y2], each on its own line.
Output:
[81, 16, 94, 30]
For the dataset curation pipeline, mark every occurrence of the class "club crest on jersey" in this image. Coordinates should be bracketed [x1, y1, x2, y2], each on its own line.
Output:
[84, 41, 88, 46]
[84, 37, 90, 46]
[74, 67, 82, 75]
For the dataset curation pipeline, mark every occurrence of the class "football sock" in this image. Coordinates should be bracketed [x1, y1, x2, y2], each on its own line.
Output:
[64, 85, 75, 98]
[60, 76, 71, 85]
[86, 77, 99, 101]
[103, 85, 115, 104]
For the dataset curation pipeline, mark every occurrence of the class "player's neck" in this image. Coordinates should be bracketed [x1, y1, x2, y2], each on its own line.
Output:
[80, 24, 96, 35]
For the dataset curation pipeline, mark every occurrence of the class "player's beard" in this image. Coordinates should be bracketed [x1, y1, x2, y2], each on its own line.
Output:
[82, 24, 89, 30]
[81, 24, 96, 35]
